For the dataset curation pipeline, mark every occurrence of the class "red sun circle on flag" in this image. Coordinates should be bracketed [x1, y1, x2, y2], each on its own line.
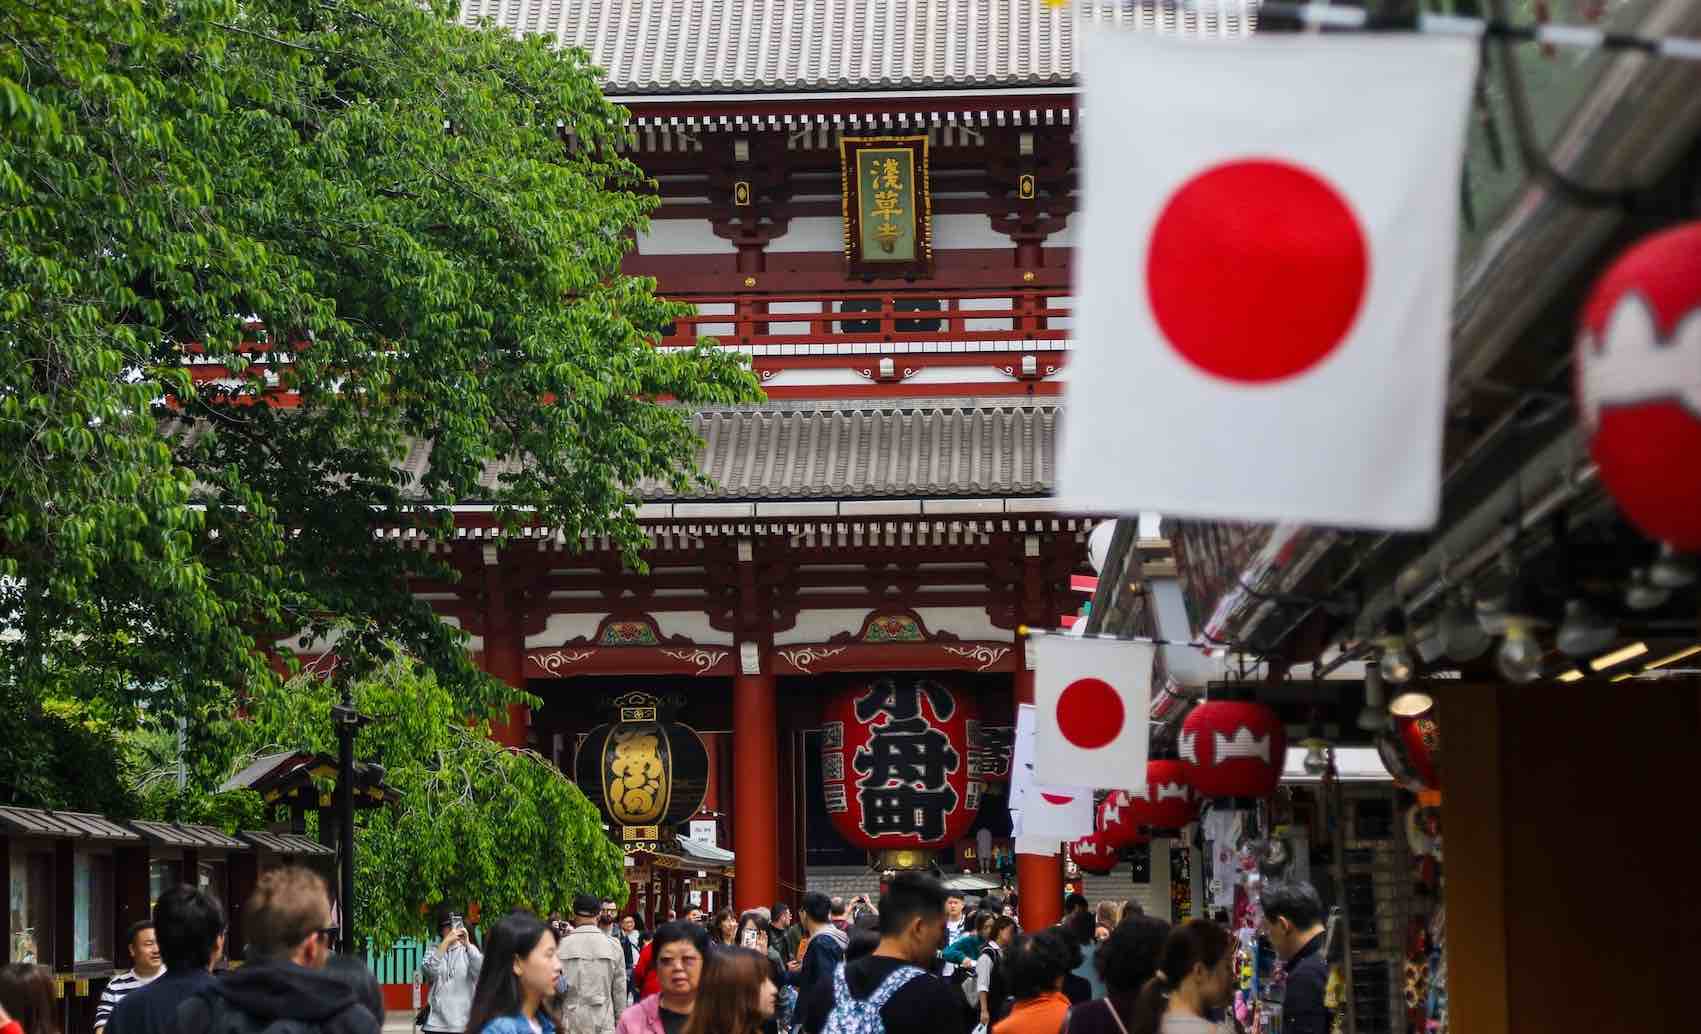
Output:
[1040, 792, 1077, 805]
[1056, 677, 1124, 749]
[1146, 159, 1370, 384]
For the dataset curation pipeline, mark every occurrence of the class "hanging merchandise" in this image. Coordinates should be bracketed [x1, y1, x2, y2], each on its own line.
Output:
[1123, 759, 1202, 830]
[1379, 691, 1441, 793]
[1575, 220, 1701, 551]
[1180, 699, 1287, 798]
[1068, 832, 1119, 876]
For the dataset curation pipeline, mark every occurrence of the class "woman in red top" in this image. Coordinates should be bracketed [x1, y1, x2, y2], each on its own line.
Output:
[991, 931, 1076, 1034]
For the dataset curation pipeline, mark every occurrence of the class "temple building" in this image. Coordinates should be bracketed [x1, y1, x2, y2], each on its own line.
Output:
[357, 0, 1257, 923]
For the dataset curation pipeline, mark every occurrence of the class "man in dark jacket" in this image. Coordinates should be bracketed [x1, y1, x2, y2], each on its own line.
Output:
[786, 892, 847, 992]
[177, 866, 379, 1034]
[1260, 881, 1332, 1034]
[106, 885, 225, 1034]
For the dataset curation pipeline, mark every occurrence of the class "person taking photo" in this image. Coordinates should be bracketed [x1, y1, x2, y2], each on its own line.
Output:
[423, 906, 485, 1034]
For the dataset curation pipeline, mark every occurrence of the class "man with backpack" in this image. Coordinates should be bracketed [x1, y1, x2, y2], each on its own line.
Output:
[816, 873, 967, 1034]
[176, 866, 380, 1034]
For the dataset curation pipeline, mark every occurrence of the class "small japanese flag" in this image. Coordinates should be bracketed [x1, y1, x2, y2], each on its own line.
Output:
[1034, 636, 1154, 790]
[1010, 704, 1094, 842]
[1061, 29, 1478, 529]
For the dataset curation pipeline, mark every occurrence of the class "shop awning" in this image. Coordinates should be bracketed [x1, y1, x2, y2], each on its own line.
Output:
[130, 821, 249, 850]
[940, 873, 1004, 893]
[1281, 747, 1392, 785]
[674, 835, 735, 865]
[238, 830, 336, 856]
[0, 806, 141, 842]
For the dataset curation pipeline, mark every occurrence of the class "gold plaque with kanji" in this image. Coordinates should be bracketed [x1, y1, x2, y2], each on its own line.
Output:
[840, 136, 932, 278]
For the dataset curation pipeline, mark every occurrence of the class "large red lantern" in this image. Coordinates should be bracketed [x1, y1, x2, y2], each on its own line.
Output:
[1069, 832, 1118, 876]
[1180, 699, 1286, 799]
[1096, 791, 1148, 849]
[1383, 693, 1440, 792]
[1124, 760, 1201, 830]
[1576, 221, 1701, 550]
[820, 676, 980, 851]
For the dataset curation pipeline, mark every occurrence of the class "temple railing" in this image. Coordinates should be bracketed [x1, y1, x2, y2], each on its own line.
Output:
[660, 289, 1071, 348]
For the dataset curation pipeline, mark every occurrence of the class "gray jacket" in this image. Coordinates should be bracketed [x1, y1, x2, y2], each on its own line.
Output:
[557, 923, 628, 1034]
[421, 942, 484, 1032]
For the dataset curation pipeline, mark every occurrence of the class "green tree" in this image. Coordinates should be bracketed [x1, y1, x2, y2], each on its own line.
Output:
[0, 0, 759, 744]
[215, 654, 623, 949]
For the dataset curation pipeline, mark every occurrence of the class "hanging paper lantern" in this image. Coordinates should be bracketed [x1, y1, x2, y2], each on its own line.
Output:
[1095, 790, 1148, 849]
[1179, 699, 1287, 798]
[574, 693, 710, 841]
[1123, 760, 1201, 830]
[1068, 832, 1118, 875]
[1575, 221, 1701, 550]
[820, 676, 981, 850]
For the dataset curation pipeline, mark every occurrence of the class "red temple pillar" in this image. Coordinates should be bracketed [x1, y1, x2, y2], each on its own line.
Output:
[732, 655, 779, 912]
[481, 553, 530, 749]
[1014, 639, 1063, 931]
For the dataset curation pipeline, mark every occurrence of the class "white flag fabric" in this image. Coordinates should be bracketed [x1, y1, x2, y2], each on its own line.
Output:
[1010, 704, 1094, 843]
[1061, 30, 1478, 529]
[1034, 636, 1154, 790]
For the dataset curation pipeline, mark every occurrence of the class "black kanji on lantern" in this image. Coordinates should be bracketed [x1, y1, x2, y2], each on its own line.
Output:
[851, 678, 961, 840]
[854, 677, 956, 724]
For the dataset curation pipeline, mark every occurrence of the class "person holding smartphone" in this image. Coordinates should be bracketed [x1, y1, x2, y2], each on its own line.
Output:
[423, 905, 485, 1034]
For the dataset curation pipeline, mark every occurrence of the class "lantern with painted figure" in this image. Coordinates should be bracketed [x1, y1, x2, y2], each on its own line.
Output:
[1575, 221, 1701, 554]
[1179, 699, 1286, 799]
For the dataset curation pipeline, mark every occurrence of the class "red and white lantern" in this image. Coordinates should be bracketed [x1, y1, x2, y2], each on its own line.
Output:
[1095, 790, 1148, 849]
[1179, 699, 1287, 799]
[1575, 221, 1701, 551]
[1069, 832, 1118, 876]
[1123, 760, 1201, 830]
[820, 677, 980, 850]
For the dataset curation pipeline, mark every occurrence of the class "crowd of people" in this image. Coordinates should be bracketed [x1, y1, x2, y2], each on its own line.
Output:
[0, 873, 1333, 1034]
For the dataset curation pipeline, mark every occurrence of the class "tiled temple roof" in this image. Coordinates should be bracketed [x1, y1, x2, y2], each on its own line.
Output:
[456, 0, 1260, 96]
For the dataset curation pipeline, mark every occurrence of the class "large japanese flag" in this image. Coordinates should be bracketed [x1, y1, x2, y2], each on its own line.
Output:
[1010, 704, 1094, 843]
[1034, 636, 1154, 790]
[1060, 30, 1478, 529]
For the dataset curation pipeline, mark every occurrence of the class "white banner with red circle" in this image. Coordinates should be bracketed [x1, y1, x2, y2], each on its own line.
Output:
[1033, 636, 1155, 791]
[1060, 29, 1478, 530]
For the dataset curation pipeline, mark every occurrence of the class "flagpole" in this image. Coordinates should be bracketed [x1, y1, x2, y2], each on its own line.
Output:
[1017, 624, 1226, 651]
[1080, 1, 1701, 62]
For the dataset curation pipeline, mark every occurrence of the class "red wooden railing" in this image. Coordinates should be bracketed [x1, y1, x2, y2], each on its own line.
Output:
[659, 288, 1072, 347]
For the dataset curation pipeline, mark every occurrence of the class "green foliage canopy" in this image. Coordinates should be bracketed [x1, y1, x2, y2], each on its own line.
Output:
[0, 0, 759, 724]
[225, 656, 624, 949]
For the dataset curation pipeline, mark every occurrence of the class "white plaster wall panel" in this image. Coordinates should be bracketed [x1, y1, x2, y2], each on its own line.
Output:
[934, 213, 1011, 252]
[774, 605, 1003, 645]
[650, 610, 735, 646]
[957, 294, 1016, 332]
[276, 627, 344, 655]
[765, 299, 826, 336]
[765, 217, 844, 254]
[636, 219, 734, 255]
[527, 612, 602, 649]
[775, 608, 871, 646]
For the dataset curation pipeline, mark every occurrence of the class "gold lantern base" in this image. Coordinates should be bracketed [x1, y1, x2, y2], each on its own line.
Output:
[873, 848, 937, 872]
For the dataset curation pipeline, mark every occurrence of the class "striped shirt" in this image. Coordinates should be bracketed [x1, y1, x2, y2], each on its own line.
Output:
[95, 968, 162, 1030]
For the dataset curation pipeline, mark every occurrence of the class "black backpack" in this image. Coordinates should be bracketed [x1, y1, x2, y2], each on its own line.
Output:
[177, 992, 380, 1034]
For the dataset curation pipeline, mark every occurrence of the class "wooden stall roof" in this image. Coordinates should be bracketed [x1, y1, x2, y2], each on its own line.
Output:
[238, 830, 336, 856]
[129, 821, 250, 850]
[0, 806, 141, 842]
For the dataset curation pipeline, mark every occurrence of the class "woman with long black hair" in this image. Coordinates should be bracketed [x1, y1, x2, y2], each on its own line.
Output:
[975, 915, 1018, 1029]
[463, 912, 564, 1034]
[710, 908, 740, 950]
[1126, 921, 1235, 1034]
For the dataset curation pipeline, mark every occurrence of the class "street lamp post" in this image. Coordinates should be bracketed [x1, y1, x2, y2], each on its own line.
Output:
[331, 688, 363, 954]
